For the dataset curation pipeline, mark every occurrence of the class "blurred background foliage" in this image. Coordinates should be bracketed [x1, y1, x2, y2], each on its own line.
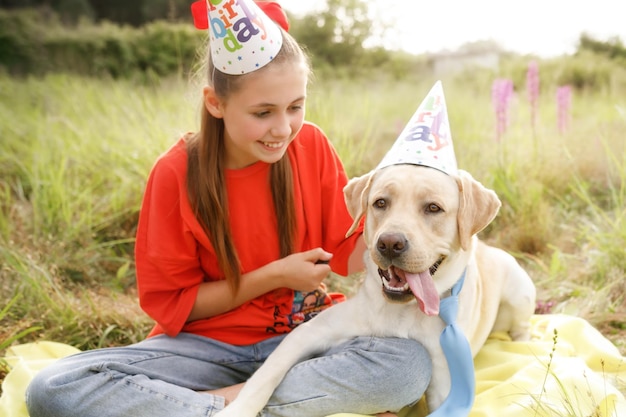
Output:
[1, 0, 625, 86]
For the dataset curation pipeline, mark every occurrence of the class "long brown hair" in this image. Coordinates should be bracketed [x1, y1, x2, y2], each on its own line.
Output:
[186, 29, 310, 293]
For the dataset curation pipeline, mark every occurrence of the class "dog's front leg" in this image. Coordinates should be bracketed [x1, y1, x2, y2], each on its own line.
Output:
[215, 307, 352, 417]
[424, 349, 450, 413]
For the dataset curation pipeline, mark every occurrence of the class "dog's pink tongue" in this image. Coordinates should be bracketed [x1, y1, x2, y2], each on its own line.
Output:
[406, 270, 440, 316]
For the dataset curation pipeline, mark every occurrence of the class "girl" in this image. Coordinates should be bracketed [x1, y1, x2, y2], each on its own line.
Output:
[25, 2, 431, 416]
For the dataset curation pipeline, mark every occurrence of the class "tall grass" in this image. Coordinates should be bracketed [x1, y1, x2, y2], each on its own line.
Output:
[1, 62, 626, 358]
[0, 74, 199, 351]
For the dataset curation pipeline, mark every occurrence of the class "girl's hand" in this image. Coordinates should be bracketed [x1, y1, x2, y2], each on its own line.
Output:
[274, 248, 332, 292]
[188, 248, 332, 322]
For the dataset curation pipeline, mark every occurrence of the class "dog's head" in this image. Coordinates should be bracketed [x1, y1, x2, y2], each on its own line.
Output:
[344, 164, 501, 315]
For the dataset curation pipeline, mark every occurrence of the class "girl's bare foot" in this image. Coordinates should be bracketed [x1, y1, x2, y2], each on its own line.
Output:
[201, 382, 245, 405]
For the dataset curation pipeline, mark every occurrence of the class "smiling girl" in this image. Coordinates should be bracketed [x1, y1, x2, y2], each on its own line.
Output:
[25, 2, 431, 416]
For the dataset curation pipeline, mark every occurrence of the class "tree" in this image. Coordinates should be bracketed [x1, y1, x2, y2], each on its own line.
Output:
[289, 0, 371, 67]
[0, 0, 191, 26]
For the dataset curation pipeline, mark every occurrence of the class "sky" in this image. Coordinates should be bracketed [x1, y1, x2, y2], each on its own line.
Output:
[279, 0, 626, 57]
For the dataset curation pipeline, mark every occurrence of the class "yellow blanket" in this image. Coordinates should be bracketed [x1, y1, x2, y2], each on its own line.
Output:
[2, 314, 625, 417]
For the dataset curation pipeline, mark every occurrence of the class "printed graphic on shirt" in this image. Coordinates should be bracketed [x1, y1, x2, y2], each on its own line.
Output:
[289, 283, 348, 327]
[290, 289, 331, 325]
[264, 285, 346, 335]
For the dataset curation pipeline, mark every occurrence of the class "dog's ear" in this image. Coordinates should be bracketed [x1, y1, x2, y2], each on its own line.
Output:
[343, 171, 374, 237]
[456, 170, 502, 250]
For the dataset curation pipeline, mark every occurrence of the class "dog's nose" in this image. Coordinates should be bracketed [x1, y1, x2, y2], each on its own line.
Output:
[377, 233, 409, 259]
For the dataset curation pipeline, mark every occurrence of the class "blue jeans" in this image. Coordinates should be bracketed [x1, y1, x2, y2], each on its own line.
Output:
[25, 333, 431, 417]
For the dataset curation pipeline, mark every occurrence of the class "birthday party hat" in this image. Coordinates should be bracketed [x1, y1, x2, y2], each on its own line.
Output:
[377, 81, 458, 176]
[191, 0, 283, 75]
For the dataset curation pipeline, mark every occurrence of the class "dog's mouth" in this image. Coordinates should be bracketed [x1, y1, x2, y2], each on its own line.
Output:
[378, 257, 444, 316]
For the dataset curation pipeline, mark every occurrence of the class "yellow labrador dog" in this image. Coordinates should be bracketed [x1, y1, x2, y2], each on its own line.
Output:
[216, 164, 536, 416]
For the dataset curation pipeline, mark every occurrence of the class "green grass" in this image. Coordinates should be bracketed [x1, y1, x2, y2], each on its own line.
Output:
[0, 74, 197, 352]
[1, 61, 626, 368]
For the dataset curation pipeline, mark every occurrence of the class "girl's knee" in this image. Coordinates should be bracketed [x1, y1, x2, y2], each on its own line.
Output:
[25, 362, 91, 417]
[26, 368, 60, 417]
[403, 340, 432, 398]
[374, 338, 432, 404]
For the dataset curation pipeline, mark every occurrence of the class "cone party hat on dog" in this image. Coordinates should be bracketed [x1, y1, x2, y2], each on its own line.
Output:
[377, 81, 458, 176]
[191, 0, 283, 75]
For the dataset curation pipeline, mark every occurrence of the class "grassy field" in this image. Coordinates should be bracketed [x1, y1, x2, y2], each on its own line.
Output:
[1, 62, 626, 386]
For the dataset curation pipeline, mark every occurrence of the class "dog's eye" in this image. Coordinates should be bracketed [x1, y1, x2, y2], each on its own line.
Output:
[426, 203, 442, 213]
[374, 199, 387, 209]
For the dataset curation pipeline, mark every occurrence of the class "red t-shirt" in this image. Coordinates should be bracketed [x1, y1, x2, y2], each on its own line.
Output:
[135, 122, 363, 345]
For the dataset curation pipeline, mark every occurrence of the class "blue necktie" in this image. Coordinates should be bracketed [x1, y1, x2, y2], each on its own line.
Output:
[427, 269, 475, 416]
